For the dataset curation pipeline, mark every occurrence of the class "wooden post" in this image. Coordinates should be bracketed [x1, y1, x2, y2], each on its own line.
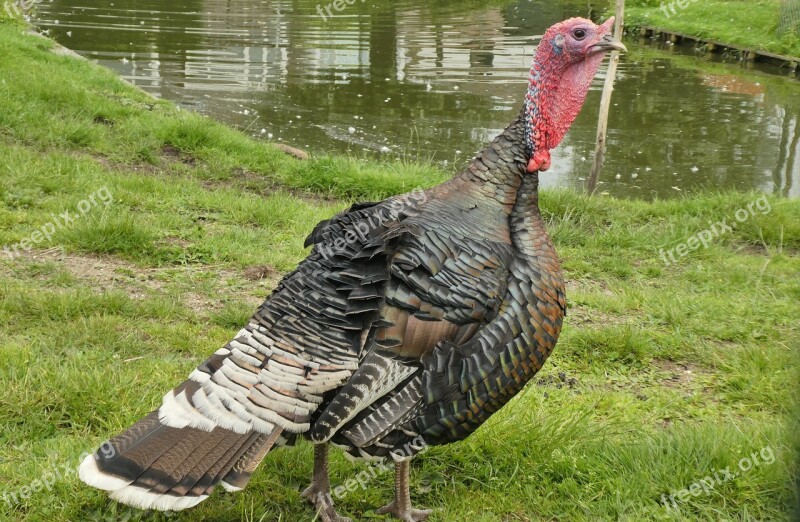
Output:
[587, 0, 625, 194]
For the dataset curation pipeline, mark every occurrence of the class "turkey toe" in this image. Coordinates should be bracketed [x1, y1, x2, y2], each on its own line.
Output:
[376, 502, 432, 522]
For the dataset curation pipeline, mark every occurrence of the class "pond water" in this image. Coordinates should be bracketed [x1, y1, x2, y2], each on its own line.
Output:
[33, 0, 800, 199]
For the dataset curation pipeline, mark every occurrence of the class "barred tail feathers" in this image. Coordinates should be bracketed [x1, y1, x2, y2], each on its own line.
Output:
[79, 389, 283, 511]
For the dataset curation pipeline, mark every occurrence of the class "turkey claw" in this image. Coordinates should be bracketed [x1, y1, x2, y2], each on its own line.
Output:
[375, 501, 432, 522]
[302, 485, 351, 522]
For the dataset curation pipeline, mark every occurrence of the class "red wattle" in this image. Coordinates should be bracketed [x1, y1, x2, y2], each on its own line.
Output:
[527, 150, 551, 173]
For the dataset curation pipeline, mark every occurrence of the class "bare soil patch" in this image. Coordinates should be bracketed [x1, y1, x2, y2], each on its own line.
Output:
[565, 279, 629, 327]
[652, 358, 705, 390]
[1, 249, 273, 313]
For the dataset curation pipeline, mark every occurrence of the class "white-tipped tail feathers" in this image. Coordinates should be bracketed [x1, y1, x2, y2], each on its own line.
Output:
[78, 454, 209, 512]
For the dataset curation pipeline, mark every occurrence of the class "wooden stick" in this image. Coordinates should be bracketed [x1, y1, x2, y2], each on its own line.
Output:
[587, 0, 625, 194]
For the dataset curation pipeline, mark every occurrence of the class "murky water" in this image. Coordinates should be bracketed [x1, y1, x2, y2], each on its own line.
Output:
[33, 0, 800, 198]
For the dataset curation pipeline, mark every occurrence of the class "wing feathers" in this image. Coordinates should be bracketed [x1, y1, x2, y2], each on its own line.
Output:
[311, 352, 418, 443]
[341, 376, 424, 447]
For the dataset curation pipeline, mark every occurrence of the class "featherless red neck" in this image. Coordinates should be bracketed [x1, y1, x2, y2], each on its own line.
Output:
[524, 17, 623, 173]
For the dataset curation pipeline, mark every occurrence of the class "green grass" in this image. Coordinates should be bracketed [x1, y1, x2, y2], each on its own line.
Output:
[625, 0, 800, 58]
[1, 13, 799, 522]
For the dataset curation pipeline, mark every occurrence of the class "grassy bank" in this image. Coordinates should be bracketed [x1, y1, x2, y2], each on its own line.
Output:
[625, 0, 800, 59]
[1, 12, 799, 522]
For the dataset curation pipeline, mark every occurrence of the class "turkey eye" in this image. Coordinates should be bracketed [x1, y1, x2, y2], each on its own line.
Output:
[573, 29, 587, 40]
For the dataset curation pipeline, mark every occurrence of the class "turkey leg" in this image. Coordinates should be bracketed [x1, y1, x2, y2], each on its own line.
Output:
[376, 460, 432, 522]
[301, 444, 351, 522]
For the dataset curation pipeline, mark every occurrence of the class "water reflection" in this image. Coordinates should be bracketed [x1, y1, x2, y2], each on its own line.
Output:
[33, 0, 800, 198]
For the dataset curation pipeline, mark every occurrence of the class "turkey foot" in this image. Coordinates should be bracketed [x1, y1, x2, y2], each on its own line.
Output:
[376, 460, 432, 522]
[376, 501, 432, 522]
[302, 444, 351, 522]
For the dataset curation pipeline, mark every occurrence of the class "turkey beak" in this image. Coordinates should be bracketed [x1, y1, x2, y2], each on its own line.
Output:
[590, 34, 627, 54]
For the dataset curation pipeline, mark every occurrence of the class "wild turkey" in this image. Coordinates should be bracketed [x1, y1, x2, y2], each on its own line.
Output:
[79, 17, 625, 522]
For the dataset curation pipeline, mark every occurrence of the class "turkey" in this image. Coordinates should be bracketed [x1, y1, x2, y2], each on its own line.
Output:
[79, 17, 626, 522]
